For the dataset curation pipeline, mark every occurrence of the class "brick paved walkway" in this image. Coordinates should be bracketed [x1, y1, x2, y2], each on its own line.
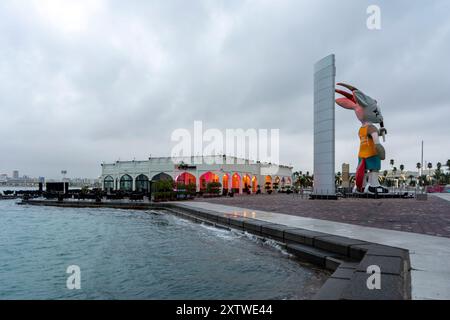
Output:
[194, 194, 450, 238]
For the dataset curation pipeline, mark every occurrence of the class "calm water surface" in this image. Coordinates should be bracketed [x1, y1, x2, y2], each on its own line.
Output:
[0, 199, 328, 299]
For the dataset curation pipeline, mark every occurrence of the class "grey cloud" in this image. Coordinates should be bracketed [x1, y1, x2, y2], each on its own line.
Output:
[0, 0, 449, 178]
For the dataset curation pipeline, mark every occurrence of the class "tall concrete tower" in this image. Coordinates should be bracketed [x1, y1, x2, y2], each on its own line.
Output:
[313, 54, 336, 199]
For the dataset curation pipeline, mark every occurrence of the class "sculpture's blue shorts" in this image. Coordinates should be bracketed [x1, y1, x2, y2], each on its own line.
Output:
[359, 155, 381, 171]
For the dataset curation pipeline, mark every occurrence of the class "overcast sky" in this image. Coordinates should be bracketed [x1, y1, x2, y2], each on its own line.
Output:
[0, 0, 449, 178]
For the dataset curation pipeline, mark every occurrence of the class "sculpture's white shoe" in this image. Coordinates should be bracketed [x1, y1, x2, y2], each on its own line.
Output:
[364, 184, 389, 194]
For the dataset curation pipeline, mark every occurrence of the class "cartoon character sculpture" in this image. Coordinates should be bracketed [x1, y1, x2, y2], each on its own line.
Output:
[335, 83, 388, 194]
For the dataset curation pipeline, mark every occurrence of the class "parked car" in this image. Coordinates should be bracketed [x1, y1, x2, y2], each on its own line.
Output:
[426, 185, 445, 193]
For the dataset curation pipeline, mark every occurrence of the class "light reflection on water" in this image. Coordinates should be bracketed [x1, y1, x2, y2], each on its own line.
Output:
[0, 200, 328, 300]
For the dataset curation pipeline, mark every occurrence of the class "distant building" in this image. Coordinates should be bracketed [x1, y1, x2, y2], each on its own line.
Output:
[380, 169, 438, 180]
[12, 170, 19, 179]
[101, 156, 293, 194]
[0, 174, 7, 182]
[342, 163, 350, 188]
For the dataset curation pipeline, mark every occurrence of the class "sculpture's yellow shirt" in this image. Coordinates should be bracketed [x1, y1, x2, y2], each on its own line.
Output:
[358, 125, 378, 159]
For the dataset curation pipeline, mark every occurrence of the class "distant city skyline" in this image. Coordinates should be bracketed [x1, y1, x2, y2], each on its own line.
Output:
[0, 170, 99, 180]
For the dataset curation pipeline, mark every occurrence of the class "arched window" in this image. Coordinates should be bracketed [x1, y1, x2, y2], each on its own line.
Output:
[222, 174, 230, 191]
[242, 175, 251, 193]
[152, 173, 174, 182]
[273, 176, 281, 190]
[286, 177, 292, 187]
[265, 176, 272, 192]
[232, 173, 241, 193]
[200, 172, 219, 191]
[120, 174, 133, 192]
[104, 176, 114, 191]
[176, 172, 196, 185]
[252, 176, 258, 193]
[135, 174, 149, 193]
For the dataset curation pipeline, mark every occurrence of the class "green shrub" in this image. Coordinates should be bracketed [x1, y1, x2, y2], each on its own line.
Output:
[175, 182, 197, 198]
[186, 183, 197, 196]
[206, 182, 222, 195]
[153, 180, 175, 201]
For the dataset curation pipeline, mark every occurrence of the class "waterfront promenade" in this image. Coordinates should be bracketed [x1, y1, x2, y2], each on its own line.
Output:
[182, 199, 450, 300]
[193, 194, 450, 238]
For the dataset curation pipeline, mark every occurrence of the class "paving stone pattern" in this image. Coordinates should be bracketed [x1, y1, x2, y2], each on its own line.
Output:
[194, 194, 450, 238]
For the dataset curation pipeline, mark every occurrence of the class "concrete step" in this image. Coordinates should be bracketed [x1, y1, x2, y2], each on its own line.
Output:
[286, 243, 345, 269]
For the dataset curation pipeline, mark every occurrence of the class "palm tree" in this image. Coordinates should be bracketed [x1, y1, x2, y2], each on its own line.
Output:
[292, 171, 301, 182]
[398, 165, 405, 187]
[420, 174, 429, 186]
[293, 171, 310, 188]
[427, 163, 433, 185]
[416, 162, 422, 178]
[427, 163, 433, 178]
[435, 163, 443, 185]
[392, 167, 398, 188]
[335, 172, 342, 186]
[304, 172, 313, 188]
[408, 175, 415, 186]
[389, 159, 395, 181]
[349, 175, 356, 186]
[382, 170, 388, 186]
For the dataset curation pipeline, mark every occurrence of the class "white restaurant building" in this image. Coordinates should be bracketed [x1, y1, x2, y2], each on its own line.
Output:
[100, 156, 293, 194]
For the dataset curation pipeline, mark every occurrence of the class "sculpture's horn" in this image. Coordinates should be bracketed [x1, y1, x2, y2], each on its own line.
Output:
[336, 83, 358, 92]
[335, 89, 354, 100]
